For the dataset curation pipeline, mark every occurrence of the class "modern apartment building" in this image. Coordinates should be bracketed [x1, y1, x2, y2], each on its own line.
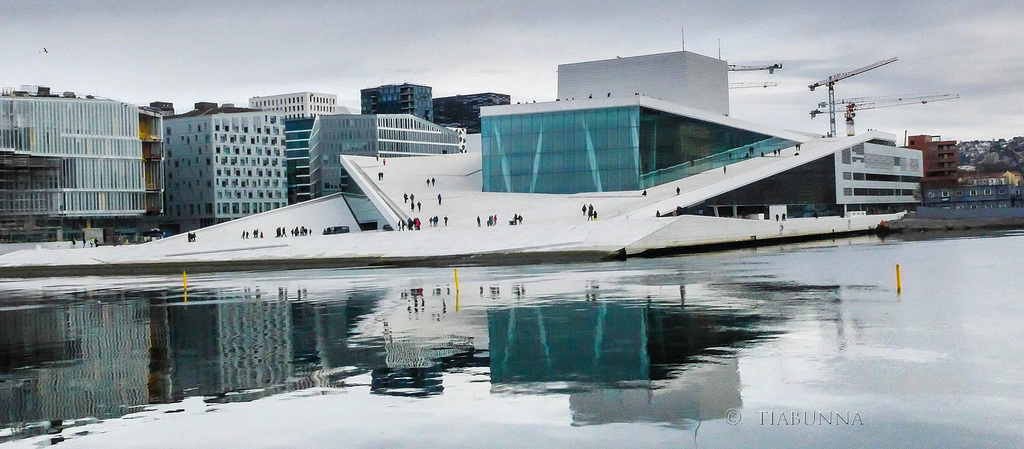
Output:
[906, 134, 959, 187]
[249, 92, 338, 120]
[433, 92, 511, 134]
[163, 103, 286, 231]
[1, 86, 158, 242]
[361, 84, 433, 121]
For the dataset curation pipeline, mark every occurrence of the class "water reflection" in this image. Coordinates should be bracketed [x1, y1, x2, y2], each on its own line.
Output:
[0, 269, 792, 442]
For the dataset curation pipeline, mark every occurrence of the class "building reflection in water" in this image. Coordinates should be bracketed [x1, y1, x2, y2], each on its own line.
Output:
[0, 291, 151, 432]
[1, 277, 803, 439]
[487, 301, 776, 428]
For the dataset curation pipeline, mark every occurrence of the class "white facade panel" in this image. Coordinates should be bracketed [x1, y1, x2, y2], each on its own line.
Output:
[557, 51, 729, 115]
[164, 111, 287, 231]
[834, 141, 923, 205]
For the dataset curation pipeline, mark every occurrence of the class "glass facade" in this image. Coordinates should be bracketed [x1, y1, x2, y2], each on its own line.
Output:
[1, 95, 149, 241]
[481, 106, 796, 194]
[361, 84, 433, 121]
[285, 117, 316, 204]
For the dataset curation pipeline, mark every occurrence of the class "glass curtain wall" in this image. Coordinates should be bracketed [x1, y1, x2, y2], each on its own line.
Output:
[637, 108, 794, 188]
[482, 106, 640, 194]
[482, 106, 797, 194]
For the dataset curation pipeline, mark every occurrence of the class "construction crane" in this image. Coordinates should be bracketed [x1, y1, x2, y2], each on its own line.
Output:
[729, 81, 778, 89]
[727, 63, 782, 74]
[808, 57, 897, 137]
[810, 93, 959, 136]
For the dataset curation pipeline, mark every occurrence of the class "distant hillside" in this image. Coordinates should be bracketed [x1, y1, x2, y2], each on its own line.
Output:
[958, 137, 1024, 173]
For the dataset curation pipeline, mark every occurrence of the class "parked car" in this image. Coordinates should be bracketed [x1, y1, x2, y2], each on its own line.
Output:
[323, 226, 350, 235]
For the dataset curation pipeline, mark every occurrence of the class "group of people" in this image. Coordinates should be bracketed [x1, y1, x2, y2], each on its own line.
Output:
[241, 229, 263, 239]
[399, 217, 422, 230]
[403, 193, 422, 212]
[425, 215, 447, 227]
[276, 226, 310, 237]
[187, 232, 197, 242]
[70, 238, 98, 247]
[583, 204, 598, 220]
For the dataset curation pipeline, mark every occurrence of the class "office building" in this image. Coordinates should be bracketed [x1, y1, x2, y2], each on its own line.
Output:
[250, 92, 344, 204]
[309, 114, 462, 198]
[361, 84, 433, 121]
[163, 103, 286, 231]
[433, 92, 511, 134]
[250, 92, 338, 120]
[1, 85, 157, 243]
[557, 50, 730, 116]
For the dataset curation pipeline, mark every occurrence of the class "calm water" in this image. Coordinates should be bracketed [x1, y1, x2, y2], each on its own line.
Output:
[1, 233, 1023, 448]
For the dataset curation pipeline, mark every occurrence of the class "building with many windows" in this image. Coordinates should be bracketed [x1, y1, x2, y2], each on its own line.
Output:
[906, 134, 959, 187]
[309, 114, 462, 198]
[433, 92, 511, 134]
[1, 86, 159, 242]
[163, 103, 286, 231]
[249, 92, 338, 120]
[361, 84, 433, 121]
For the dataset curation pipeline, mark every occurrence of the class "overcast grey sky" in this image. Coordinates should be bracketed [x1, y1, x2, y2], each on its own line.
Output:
[3, 0, 1021, 141]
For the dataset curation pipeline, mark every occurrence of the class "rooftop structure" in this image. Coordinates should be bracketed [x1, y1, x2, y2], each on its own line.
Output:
[557, 51, 729, 115]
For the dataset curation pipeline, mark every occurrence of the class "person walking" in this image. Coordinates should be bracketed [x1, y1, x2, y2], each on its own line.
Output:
[437, 194, 442, 205]
[417, 201, 421, 212]
[404, 193, 408, 203]
[676, 187, 680, 195]
[444, 216, 448, 226]
[477, 216, 481, 227]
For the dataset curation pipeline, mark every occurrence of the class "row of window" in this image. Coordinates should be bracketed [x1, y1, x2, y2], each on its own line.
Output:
[842, 188, 916, 197]
[174, 201, 283, 217]
[929, 188, 1023, 198]
[841, 172, 918, 182]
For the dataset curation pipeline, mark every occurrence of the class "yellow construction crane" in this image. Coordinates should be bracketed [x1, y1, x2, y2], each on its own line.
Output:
[808, 57, 897, 137]
[810, 93, 959, 136]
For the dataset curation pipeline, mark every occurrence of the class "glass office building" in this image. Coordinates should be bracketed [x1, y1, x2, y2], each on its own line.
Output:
[481, 101, 796, 194]
[361, 84, 433, 122]
[1, 89, 152, 242]
[285, 117, 316, 204]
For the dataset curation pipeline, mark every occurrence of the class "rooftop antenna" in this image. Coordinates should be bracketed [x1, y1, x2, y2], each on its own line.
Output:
[681, 27, 684, 51]
[718, 39, 721, 59]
